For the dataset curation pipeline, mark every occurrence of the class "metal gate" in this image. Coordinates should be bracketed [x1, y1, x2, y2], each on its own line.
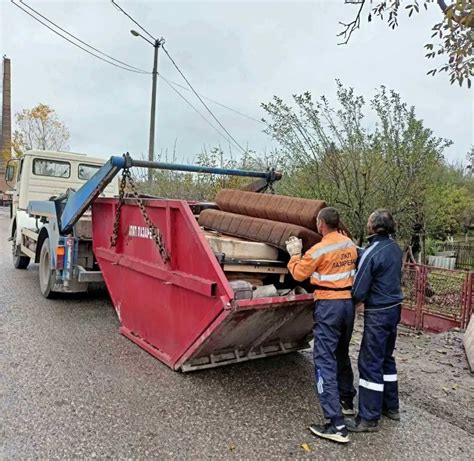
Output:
[401, 264, 473, 332]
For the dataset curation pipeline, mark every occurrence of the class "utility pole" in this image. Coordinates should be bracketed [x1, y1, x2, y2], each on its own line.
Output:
[131, 30, 165, 184]
[148, 39, 160, 184]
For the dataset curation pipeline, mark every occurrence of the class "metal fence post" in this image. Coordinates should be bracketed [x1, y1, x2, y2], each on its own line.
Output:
[415, 264, 425, 330]
[460, 273, 467, 329]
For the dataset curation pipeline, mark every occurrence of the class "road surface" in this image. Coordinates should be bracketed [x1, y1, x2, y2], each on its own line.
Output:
[1, 207, 472, 459]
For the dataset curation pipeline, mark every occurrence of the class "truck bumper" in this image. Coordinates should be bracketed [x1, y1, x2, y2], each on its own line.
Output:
[77, 266, 103, 283]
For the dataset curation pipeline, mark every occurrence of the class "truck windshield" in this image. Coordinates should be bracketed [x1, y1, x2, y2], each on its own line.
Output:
[33, 158, 71, 178]
[78, 163, 100, 180]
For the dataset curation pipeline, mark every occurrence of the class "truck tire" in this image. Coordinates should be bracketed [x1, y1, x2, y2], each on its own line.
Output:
[12, 229, 30, 270]
[39, 238, 56, 299]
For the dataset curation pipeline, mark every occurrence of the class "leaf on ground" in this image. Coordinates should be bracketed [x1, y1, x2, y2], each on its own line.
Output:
[229, 443, 236, 451]
[301, 443, 311, 453]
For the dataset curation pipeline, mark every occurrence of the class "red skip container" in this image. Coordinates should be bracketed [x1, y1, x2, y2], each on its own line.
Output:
[92, 197, 314, 371]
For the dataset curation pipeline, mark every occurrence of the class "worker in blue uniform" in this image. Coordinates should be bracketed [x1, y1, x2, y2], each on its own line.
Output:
[346, 209, 403, 432]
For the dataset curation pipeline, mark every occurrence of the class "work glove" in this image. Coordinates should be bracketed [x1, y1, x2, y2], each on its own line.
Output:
[285, 236, 303, 257]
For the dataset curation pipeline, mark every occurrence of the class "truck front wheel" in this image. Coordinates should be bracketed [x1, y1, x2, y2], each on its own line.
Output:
[39, 238, 56, 298]
[12, 229, 30, 270]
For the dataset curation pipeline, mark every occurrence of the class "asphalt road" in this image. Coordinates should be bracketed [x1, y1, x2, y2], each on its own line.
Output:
[1, 207, 473, 459]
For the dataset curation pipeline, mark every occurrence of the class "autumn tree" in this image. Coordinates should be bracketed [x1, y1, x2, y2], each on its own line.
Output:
[339, 0, 473, 87]
[467, 145, 474, 175]
[12, 103, 70, 156]
[261, 81, 453, 245]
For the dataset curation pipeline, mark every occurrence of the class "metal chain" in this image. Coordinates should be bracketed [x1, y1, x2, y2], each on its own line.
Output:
[110, 170, 128, 247]
[110, 168, 170, 263]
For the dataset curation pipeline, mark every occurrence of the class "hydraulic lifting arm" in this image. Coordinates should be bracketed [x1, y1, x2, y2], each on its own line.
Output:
[59, 155, 128, 234]
[58, 153, 282, 235]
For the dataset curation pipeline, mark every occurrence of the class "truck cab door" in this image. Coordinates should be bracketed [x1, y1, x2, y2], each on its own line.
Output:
[12, 158, 23, 213]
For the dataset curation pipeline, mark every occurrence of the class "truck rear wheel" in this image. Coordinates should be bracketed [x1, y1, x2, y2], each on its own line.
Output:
[12, 229, 30, 270]
[39, 238, 56, 299]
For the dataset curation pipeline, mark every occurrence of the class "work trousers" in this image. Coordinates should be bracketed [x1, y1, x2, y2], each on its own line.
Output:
[313, 299, 356, 426]
[358, 304, 401, 421]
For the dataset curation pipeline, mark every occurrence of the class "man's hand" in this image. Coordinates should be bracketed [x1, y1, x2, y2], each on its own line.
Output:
[285, 236, 303, 257]
[356, 302, 365, 314]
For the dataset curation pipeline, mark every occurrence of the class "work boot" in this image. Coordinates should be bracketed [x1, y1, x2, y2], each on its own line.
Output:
[382, 408, 400, 421]
[345, 416, 379, 433]
[309, 422, 349, 444]
[340, 399, 355, 416]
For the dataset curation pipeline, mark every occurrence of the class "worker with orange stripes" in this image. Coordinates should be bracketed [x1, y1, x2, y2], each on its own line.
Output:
[286, 207, 357, 444]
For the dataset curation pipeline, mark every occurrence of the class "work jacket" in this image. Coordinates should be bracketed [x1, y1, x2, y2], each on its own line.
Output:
[287, 231, 357, 300]
[352, 234, 404, 309]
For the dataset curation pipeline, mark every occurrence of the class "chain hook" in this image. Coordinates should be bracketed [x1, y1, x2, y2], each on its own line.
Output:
[110, 168, 170, 264]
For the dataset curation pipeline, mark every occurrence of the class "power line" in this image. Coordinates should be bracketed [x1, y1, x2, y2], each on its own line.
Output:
[20, 0, 150, 74]
[11, 1, 150, 74]
[160, 77, 236, 147]
[110, 0, 252, 149]
[109, 0, 264, 126]
[12, 0, 264, 141]
[111, 0, 156, 42]
[159, 75, 266, 125]
[195, 94, 266, 126]
[161, 44, 247, 153]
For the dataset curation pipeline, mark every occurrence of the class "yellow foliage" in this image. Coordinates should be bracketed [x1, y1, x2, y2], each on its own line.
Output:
[13, 103, 69, 155]
[1, 148, 12, 164]
[12, 131, 25, 157]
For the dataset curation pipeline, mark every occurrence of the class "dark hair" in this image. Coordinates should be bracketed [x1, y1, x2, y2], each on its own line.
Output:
[369, 209, 396, 235]
[318, 207, 340, 229]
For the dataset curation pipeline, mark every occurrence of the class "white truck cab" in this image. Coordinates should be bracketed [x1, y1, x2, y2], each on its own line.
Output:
[8, 150, 117, 293]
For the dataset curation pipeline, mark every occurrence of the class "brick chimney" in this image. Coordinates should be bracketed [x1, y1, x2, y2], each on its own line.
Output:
[0, 56, 12, 194]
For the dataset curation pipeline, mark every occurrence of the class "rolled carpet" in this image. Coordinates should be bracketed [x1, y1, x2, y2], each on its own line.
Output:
[198, 209, 322, 252]
[215, 189, 326, 232]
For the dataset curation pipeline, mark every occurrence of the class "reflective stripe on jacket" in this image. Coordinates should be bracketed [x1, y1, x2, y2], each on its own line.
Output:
[287, 231, 357, 300]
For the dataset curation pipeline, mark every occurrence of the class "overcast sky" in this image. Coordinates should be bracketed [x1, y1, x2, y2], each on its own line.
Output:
[1, 0, 472, 164]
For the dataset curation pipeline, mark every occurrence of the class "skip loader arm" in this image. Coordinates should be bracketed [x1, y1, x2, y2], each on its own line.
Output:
[59, 155, 128, 234]
[57, 153, 282, 235]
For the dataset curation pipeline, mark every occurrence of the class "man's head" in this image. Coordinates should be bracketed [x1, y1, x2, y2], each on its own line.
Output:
[367, 209, 396, 236]
[317, 207, 340, 235]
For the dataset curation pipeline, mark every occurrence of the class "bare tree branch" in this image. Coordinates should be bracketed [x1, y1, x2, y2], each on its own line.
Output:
[337, 0, 366, 45]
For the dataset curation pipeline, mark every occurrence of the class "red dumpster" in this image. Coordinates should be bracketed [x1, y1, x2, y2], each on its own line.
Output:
[92, 197, 314, 371]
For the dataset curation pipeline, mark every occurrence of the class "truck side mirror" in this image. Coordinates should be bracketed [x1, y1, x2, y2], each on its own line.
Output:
[5, 159, 18, 188]
[5, 164, 15, 182]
